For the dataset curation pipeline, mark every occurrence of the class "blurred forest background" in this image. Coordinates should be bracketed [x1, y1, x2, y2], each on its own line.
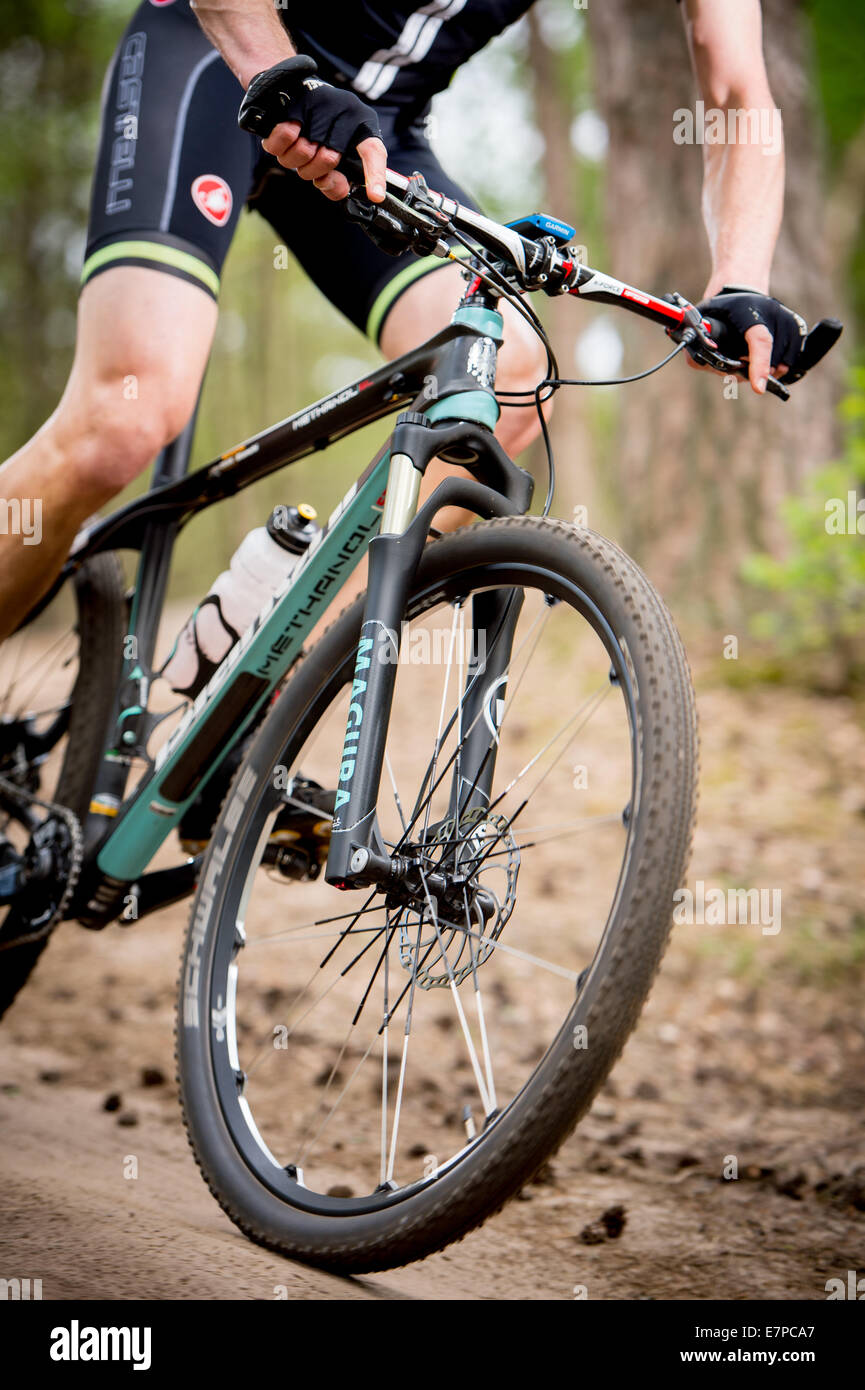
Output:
[3, 4, 865, 1293]
[0, 0, 863, 686]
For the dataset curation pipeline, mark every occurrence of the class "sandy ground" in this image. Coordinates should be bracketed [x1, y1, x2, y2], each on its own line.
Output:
[1, 611, 864, 1300]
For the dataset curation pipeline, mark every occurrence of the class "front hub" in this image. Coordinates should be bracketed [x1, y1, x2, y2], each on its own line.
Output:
[384, 808, 519, 991]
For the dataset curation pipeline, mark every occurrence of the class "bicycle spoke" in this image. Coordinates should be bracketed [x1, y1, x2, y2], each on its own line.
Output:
[400, 597, 560, 853]
[418, 866, 493, 1118]
[383, 750, 408, 834]
[380, 925, 390, 1186]
[419, 599, 463, 845]
[422, 904, 582, 983]
[464, 887, 497, 1114]
[296, 1021, 377, 1168]
[386, 919, 423, 1185]
[349, 921, 396, 1027]
[1, 628, 77, 722]
[243, 957, 340, 1080]
[248, 900, 384, 947]
[318, 888, 381, 968]
[454, 592, 551, 825]
[492, 681, 611, 808]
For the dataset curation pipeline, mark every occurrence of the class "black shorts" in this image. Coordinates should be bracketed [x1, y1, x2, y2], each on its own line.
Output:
[82, 0, 477, 342]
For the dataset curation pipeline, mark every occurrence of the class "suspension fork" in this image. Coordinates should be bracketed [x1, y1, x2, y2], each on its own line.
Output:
[324, 413, 532, 891]
[447, 586, 524, 822]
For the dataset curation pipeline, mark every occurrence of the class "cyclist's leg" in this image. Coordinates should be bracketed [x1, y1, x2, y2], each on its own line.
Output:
[251, 112, 549, 541]
[379, 262, 548, 529]
[0, 0, 255, 641]
[0, 270, 217, 641]
[381, 267, 546, 459]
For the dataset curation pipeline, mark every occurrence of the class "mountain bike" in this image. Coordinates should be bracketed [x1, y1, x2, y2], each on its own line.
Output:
[0, 92, 840, 1271]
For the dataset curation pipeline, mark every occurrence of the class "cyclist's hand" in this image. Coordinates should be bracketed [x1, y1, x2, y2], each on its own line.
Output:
[259, 78, 386, 204]
[694, 288, 808, 395]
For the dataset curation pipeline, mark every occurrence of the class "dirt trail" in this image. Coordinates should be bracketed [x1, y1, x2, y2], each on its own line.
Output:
[1, 679, 864, 1301]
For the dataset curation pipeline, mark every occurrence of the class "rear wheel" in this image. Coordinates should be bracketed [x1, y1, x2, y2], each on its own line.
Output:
[178, 519, 698, 1272]
[0, 556, 126, 1018]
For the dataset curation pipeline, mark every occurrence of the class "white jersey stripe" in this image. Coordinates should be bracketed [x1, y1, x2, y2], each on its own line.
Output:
[353, 0, 469, 102]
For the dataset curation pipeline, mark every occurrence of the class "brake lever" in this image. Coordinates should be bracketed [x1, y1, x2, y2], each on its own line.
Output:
[690, 337, 790, 402]
[344, 171, 454, 260]
[669, 302, 790, 402]
[344, 186, 452, 259]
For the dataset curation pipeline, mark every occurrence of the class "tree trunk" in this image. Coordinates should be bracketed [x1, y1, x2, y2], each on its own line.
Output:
[585, 0, 845, 617]
[526, 8, 596, 524]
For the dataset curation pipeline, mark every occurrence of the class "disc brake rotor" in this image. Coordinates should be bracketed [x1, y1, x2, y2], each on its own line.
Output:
[397, 807, 519, 990]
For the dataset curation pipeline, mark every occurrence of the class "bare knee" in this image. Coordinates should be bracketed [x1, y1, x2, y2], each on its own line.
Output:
[51, 374, 196, 501]
[48, 268, 217, 499]
[421, 458, 476, 534]
[496, 311, 552, 457]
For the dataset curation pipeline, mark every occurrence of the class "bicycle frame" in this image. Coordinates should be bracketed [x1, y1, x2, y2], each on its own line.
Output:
[60, 296, 533, 926]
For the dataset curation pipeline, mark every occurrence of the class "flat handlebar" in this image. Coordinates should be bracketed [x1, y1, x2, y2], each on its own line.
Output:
[369, 170, 796, 398]
[237, 64, 833, 403]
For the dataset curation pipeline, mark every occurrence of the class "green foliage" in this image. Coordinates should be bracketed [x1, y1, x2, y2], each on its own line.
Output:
[806, 0, 865, 341]
[692, 913, 865, 988]
[806, 0, 865, 160]
[741, 370, 865, 690]
[0, 2, 121, 442]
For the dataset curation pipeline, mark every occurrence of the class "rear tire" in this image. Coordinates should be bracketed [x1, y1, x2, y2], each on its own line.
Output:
[0, 555, 126, 1018]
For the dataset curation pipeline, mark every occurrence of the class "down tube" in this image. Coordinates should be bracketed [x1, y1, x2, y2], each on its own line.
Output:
[96, 451, 392, 883]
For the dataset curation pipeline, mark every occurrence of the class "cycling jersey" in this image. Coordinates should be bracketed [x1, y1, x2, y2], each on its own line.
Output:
[82, 0, 487, 339]
[284, 2, 533, 116]
[82, 0, 676, 339]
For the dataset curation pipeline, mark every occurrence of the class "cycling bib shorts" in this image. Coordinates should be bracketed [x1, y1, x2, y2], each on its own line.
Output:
[82, 0, 503, 341]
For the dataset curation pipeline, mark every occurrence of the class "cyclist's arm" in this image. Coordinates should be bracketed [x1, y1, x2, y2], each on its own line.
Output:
[681, 0, 784, 390]
[189, 0, 386, 201]
[191, 0, 296, 88]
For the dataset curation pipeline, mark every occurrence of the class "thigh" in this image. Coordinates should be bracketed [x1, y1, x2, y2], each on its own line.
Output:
[75, 267, 216, 392]
[64, 267, 217, 447]
[83, 0, 258, 303]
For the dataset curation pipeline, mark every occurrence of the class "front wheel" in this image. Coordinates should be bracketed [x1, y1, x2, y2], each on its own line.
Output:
[177, 519, 698, 1272]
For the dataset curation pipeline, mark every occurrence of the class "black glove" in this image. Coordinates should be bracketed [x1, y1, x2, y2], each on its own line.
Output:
[239, 55, 381, 161]
[698, 286, 842, 384]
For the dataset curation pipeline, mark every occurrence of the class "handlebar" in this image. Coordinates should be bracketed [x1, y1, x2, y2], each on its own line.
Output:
[238, 63, 836, 401]
[361, 171, 797, 398]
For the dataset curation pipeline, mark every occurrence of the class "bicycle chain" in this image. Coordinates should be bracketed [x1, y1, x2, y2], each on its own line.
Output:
[0, 774, 83, 953]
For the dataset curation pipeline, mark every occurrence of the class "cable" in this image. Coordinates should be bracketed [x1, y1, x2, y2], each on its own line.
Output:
[499, 341, 690, 517]
[505, 339, 689, 396]
[447, 225, 560, 383]
[536, 380, 556, 517]
[401, 202, 690, 521]
[441, 230, 688, 512]
[444, 224, 561, 518]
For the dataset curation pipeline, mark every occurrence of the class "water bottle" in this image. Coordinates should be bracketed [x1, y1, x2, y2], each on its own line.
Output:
[162, 503, 319, 697]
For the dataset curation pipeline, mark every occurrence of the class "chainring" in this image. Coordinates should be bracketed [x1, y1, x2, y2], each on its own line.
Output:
[0, 775, 83, 953]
